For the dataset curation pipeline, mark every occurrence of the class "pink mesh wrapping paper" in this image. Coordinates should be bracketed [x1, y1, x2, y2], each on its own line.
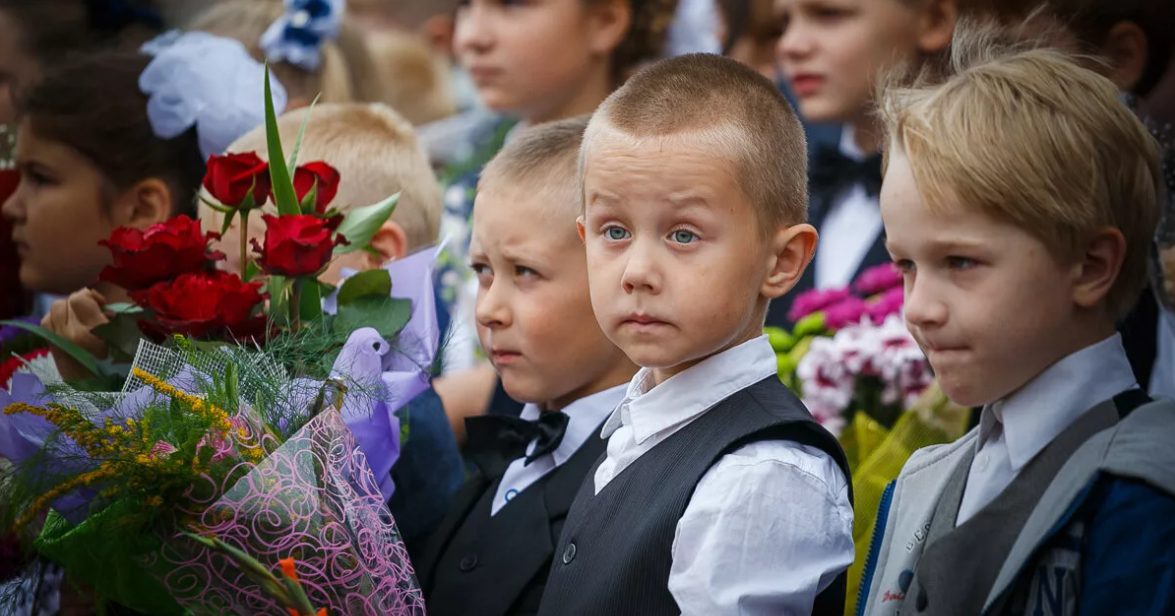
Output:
[155, 409, 426, 615]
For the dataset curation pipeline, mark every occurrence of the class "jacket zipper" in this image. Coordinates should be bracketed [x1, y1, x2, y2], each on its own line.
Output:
[855, 480, 896, 616]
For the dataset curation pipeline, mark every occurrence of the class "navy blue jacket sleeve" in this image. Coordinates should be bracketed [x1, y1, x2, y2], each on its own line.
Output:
[1079, 477, 1175, 616]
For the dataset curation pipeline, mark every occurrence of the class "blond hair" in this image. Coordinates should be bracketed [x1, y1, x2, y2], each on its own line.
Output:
[583, 53, 808, 232]
[202, 102, 442, 249]
[880, 21, 1161, 319]
[189, 0, 385, 104]
[366, 30, 456, 126]
[480, 116, 590, 218]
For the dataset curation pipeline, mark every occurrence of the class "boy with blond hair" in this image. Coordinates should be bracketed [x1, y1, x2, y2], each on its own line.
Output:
[199, 102, 460, 557]
[858, 26, 1175, 616]
[416, 116, 637, 616]
[200, 101, 443, 283]
[536, 54, 854, 616]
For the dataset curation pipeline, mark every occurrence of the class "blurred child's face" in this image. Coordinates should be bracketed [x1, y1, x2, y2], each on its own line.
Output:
[0, 12, 39, 125]
[581, 127, 777, 384]
[881, 150, 1085, 408]
[774, 0, 930, 124]
[454, 0, 609, 121]
[2, 120, 120, 294]
[470, 183, 631, 409]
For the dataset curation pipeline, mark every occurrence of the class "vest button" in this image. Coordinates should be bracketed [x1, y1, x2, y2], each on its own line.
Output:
[459, 554, 478, 572]
[916, 589, 928, 611]
[562, 543, 577, 565]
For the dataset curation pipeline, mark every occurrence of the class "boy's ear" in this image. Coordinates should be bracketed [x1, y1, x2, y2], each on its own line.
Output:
[916, 0, 958, 56]
[116, 178, 173, 229]
[762, 223, 818, 299]
[576, 216, 587, 244]
[363, 220, 409, 268]
[1102, 21, 1149, 93]
[1071, 227, 1127, 311]
[586, 0, 633, 57]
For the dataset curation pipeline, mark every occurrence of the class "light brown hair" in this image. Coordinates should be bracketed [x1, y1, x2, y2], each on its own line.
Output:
[583, 53, 809, 232]
[189, 0, 385, 104]
[203, 102, 442, 249]
[366, 30, 456, 126]
[880, 21, 1162, 319]
[480, 116, 591, 217]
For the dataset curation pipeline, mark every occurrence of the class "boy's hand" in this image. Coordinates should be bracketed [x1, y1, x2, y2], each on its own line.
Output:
[41, 289, 110, 382]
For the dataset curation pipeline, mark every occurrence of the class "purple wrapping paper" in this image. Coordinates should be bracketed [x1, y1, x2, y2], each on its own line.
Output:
[157, 408, 426, 616]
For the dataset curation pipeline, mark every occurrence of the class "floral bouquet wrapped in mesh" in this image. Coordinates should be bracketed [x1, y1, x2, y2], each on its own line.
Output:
[0, 65, 431, 615]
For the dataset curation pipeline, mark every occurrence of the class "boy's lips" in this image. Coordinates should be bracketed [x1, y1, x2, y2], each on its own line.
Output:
[619, 313, 672, 333]
[490, 349, 522, 365]
[467, 66, 502, 84]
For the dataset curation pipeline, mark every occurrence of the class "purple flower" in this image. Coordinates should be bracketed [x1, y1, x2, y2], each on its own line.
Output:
[824, 297, 869, 331]
[854, 263, 903, 297]
[787, 287, 851, 323]
[866, 287, 905, 323]
[0, 316, 40, 346]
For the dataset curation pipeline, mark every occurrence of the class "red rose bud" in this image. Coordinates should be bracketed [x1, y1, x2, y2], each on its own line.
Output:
[251, 214, 348, 278]
[97, 216, 224, 292]
[203, 152, 272, 210]
[131, 271, 266, 341]
[293, 162, 341, 214]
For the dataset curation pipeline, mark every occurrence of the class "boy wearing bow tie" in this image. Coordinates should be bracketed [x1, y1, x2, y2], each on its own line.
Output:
[415, 116, 637, 616]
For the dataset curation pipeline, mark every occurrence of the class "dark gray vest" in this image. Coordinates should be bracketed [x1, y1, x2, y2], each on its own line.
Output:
[902, 390, 1149, 616]
[535, 376, 851, 616]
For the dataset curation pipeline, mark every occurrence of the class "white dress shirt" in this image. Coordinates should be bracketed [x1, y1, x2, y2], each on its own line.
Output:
[956, 334, 1139, 525]
[491, 385, 626, 515]
[1150, 314, 1174, 398]
[814, 128, 884, 290]
[595, 336, 855, 616]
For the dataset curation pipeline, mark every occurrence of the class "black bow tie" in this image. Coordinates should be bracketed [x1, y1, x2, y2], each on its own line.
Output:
[465, 411, 571, 479]
[810, 145, 884, 200]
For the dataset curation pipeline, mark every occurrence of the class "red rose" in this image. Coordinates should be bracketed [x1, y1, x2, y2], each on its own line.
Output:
[203, 152, 272, 210]
[251, 214, 348, 278]
[97, 216, 224, 292]
[293, 162, 341, 213]
[131, 271, 266, 341]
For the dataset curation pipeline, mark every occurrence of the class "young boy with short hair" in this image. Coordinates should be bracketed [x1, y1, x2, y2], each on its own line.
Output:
[858, 25, 1175, 616]
[416, 116, 638, 616]
[536, 54, 854, 616]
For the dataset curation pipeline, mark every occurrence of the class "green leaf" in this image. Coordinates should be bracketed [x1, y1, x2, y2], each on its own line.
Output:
[299, 181, 318, 215]
[336, 269, 391, 306]
[297, 278, 323, 323]
[266, 275, 292, 326]
[0, 320, 101, 378]
[244, 259, 261, 283]
[90, 312, 145, 362]
[264, 67, 300, 217]
[104, 303, 143, 315]
[287, 94, 320, 172]
[332, 297, 411, 339]
[333, 192, 399, 255]
[225, 362, 240, 412]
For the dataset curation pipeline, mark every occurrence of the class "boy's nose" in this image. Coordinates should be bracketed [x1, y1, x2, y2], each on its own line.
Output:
[776, 23, 815, 63]
[903, 277, 947, 329]
[475, 282, 512, 329]
[1, 183, 24, 223]
[620, 243, 662, 295]
[454, 3, 495, 55]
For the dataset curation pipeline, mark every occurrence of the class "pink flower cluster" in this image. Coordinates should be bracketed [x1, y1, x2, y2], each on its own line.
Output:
[795, 315, 934, 435]
[789, 264, 905, 330]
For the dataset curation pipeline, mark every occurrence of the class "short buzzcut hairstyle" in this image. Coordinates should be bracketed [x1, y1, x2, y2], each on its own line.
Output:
[581, 53, 809, 233]
[479, 116, 591, 218]
[881, 21, 1162, 320]
[202, 102, 442, 250]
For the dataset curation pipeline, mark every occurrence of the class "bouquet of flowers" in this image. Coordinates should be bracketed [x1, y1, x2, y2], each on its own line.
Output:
[767, 264, 970, 615]
[0, 72, 430, 615]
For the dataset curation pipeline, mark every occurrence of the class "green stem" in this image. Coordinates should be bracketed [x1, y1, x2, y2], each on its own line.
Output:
[289, 278, 302, 335]
[239, 209, 251, 280]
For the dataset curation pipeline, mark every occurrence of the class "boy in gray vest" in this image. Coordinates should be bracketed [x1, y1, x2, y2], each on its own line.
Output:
[857, 22, 1175, 616]
[536, 54, 854, 616]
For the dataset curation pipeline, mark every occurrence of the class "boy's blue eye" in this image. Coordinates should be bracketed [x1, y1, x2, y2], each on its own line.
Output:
[671, 230, 697, 244]
[947, 256, 977, 270]
[894, 259, 915, 274]
[604, 227, 629, 241]
[515, 265, 538, 277]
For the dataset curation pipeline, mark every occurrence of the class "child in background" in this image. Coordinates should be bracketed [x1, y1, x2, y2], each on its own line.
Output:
[537, 54, 852, 616]
[190, 0, 384, 107]
[365, 29, 458, 127]
[199, 102, 462, 557]
[767, 0, 957, 326]
[417, 116, 637, 616]
[435, 0, 680, 443]
[858, 26, 1173, 616]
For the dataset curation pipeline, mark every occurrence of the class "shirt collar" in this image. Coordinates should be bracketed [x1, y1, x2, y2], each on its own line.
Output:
[601, 336, 778, 444]
[521, 384, 627, 466]
[839, 125, 867, 162]
[978, 333, 1138, 471]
